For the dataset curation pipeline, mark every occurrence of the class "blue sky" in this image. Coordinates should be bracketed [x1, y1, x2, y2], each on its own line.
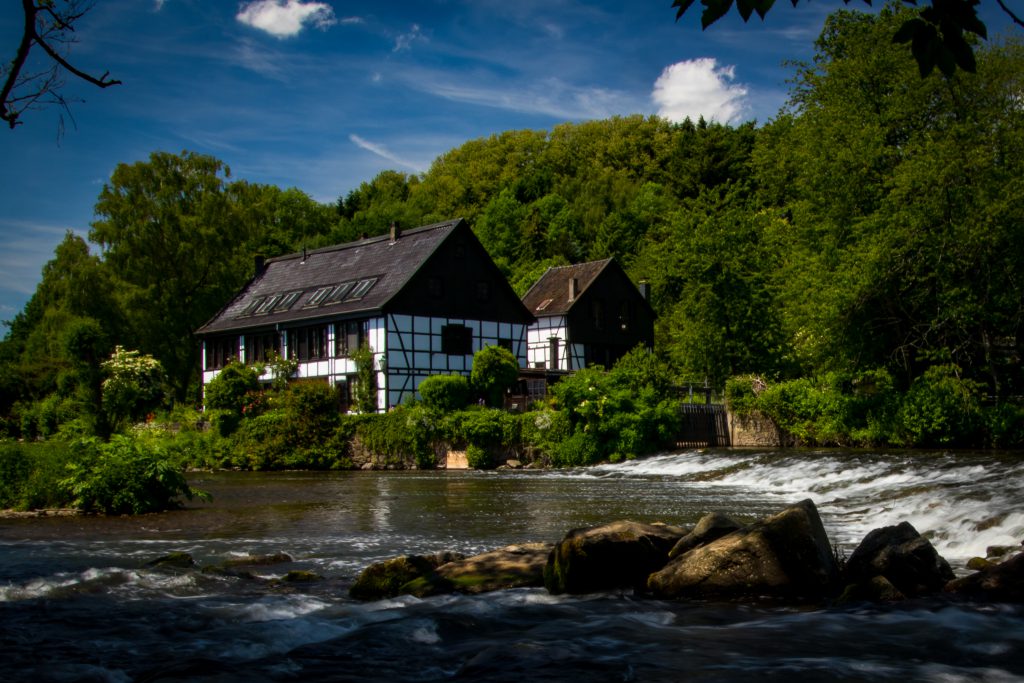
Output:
[0, 0, 1015, 323]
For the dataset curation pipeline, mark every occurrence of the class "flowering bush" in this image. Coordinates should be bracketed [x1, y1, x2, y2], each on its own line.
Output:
[101, 346, 167, 431]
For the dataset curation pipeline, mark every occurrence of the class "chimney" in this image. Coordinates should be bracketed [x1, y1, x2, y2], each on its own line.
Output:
[390, 221, 401, 241]
[638, 280, 650, 301]
[254, 255, 266, 276]
[569, 277, 579, 301]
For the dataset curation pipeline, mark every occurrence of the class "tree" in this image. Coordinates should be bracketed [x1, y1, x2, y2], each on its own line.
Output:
[90, 151, 251, 402]
[471, 346, 519, 407]
[672, 0, 1021, 77]
[2, 0, 120, 131]
[754, 7, 1024, 394]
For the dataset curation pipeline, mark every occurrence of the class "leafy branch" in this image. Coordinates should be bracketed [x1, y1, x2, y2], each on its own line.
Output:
[672, 0, 1015, 77]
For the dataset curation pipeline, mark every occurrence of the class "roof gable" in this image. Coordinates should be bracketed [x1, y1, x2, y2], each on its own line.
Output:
[196, 219, 461, 335]
[521, 259, 615, 317]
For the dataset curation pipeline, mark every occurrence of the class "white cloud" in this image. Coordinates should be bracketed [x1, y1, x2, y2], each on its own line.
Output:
[651, 58, 749, 125]
[349, 134, 427, 172]
[399, 69, 641, 120]
[236, 0, 337, 39]
[393, 24, 424, 52]
[154, 0, 167, 10]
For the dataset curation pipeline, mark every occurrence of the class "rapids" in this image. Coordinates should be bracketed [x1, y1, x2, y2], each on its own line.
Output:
[1, 448, 1022, 681]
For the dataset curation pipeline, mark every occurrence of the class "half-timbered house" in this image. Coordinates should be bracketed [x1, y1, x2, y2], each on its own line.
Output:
[520, 259, 654, 371]
[195, 219, 534, 412]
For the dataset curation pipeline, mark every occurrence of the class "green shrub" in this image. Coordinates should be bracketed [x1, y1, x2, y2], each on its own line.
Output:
[443, 408, 518, 447]
[0, 442, 73, 510]
[520, 409, 570, 462]
[418, 374, 471, 412]
[896, 364, 985, 447]
[549, 431, 601, 467]
[61, 436, 208, 514]
[204, 362, 261, 415]
[101, 346, 167, 431]
[984, 402, 1024, 449]
[355, 404, 436, 468]
[225, 381, 345, 470]
[18, 395, 82, 440]
[466, 443, 490, 469]
[471, 346, 519, 407]
[724, 375, 760, 415]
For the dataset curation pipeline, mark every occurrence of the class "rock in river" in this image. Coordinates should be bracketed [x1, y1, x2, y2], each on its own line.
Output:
[647, 499, 839, 601]
[544, 520, 688, 595]
[946, 550, 1024, 602]
[841, 521, 954, 599]
[404, 543, 553, 597]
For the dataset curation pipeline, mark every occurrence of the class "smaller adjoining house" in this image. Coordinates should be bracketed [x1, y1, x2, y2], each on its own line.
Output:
[195, 218, 535, 412]
[520, 258, 655, 372]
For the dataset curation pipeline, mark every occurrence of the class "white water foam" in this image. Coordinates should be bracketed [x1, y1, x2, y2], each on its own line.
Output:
[592, 450, 1024, 565]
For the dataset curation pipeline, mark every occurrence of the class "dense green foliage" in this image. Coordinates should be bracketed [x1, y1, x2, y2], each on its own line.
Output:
[0, 436, 206, 513]
[1, 5, 1022, 460]
[470, 346, 519, 407]
[418, 374, 471, 412]
[546, 348, 683, 464]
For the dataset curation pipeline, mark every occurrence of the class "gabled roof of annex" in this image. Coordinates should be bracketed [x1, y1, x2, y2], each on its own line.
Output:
[520, 258, 614, 318]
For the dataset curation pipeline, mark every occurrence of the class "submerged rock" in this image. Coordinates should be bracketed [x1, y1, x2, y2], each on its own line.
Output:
[404, 543, 552, 597]
[647, 499, 839, 601]
[946, 551, 1024, 602]
[145, 551, 196, 570]
[202, 552, 296, 579]
[841, 522, 954, 599]
[544, 520, 688, 595]
[668, 512, 742, 559]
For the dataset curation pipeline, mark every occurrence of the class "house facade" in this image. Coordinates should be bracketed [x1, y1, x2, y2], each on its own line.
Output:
[520, 259, 655, 372]
[195, 219, 535, 412]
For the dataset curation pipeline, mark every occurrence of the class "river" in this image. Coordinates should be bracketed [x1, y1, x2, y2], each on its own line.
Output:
[1, 448, 1023, 682]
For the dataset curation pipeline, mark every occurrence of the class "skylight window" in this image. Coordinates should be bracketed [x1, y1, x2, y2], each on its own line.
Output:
[238, 297, 266, 317]
[536, 299, 553, 311]
[324, 282, 355, 305]
[255, 295, 281, 315]
[275, 291, 301, 311]
[348, 278, 377, 301]
[305, 287, 333, 307]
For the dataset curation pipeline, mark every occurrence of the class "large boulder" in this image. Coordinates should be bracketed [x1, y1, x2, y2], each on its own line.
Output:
[647, 499, 839, 601]
[841, 522, 954, 599]
[945, 550, 1024, 602]
[349, 551, 464, 600]
[544, 520, 688, 595]
[404, 543, 552, 597]
[668, 512, 743, 559]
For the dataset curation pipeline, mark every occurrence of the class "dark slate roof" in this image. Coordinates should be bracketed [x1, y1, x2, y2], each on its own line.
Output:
[196, 219, 461, 335]
[521, 259, 613, 317]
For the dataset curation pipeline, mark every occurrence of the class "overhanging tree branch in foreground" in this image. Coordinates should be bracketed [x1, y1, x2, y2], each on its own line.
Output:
[672, 0, 1022, 77]
[1, 0, 120, 131]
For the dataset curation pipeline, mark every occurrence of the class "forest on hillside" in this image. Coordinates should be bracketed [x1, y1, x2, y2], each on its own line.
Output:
[1, 6, 1022, 445]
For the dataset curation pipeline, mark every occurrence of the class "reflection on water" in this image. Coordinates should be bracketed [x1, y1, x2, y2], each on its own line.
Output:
[1, 449, 1023, 681]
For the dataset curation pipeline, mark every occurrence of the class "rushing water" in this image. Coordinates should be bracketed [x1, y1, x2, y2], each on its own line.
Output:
[1, 448, 1023, 682]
